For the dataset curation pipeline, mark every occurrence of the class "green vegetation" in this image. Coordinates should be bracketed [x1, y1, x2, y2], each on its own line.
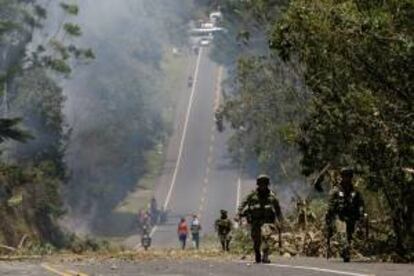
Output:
[0, 0, 93, 251]
[204, 0, 413, 260]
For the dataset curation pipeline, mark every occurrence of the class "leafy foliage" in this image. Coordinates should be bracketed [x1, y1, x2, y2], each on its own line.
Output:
[211, 0, 413, 259]
[59, 3, 79, 16]
[273, 0, 413, 256]
[0, 0, 92, 248]
[0, 118, 32, 143]
[221, 55, 307, 183]
[63, 23, 81, 37]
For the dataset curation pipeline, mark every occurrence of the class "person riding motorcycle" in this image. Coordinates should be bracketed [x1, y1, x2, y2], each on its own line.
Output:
[141, 225, 152, 250]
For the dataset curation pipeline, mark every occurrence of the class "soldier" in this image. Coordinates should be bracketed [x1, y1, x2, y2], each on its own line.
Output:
[215, 210, 233, 251]
[296, 197, 308, 231]
[238, 174, 283, 263]
[214, 109, 224, 132]
[325, 168, 365, 262]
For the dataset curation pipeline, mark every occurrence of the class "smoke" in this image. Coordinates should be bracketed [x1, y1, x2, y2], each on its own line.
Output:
[60, 0, 195, 234]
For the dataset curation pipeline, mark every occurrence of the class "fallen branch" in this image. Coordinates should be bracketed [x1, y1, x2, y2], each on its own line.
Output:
[0, 244, 16, 252]
[402, 167, 414, 174]
[18, 234, 28, 249]
[312, 163, 331, 191]
[0, 255, 42, 261]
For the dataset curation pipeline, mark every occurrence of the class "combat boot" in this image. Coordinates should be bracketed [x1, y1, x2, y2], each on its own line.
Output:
[225, 240, 230, 252]
[341, 247, 351, 262]
[255, 251, 261, 263]
[262, 250, 271, 263]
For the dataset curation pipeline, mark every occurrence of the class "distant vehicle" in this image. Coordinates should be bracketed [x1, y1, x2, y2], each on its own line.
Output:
[188, 76, 194, 87]
[141, 232, 151, 250]
[189, 27, 225, 36]
[193, 46, 199, 55]
[199, 38, 212, 46]
[201, 22, 215, 29]
[210, 11, 223, 22]
[141, 225, 152, 250]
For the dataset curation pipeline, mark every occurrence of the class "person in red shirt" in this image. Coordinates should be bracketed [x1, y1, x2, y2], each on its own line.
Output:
[177, 217, 188, 249]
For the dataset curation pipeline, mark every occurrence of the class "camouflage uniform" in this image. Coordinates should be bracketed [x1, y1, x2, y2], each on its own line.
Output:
[215, 210, 232, 251]
[325, 168, 365, 262]
[238, 175, 283, 263]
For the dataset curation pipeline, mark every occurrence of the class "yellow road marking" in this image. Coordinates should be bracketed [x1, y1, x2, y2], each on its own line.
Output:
[67, 270, 88, 276]
[41, 263, 72, 276]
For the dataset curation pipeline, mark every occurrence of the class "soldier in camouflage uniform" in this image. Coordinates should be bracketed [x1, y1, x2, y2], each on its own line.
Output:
[325, 168, 365, 262]
[215, 209, 233, 251]
[238, 175, 283, 263]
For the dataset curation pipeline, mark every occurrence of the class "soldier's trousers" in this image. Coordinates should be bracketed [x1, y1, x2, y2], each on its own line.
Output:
[219, 234, 231, 251]
[251, 224, 272, 262]
[342, 221, 356, 260]
[333, 219, 356, 261]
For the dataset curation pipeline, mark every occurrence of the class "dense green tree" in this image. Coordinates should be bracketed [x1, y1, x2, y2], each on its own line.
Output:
[210, 0, 413, 259]
[0, 0, 92, 248]
[273, 0, 413, 257]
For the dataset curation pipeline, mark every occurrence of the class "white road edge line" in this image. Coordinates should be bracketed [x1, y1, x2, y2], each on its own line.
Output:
[236, 177, 241, 211]
[144, 49, 203, 242]
[237, 261, 373, 276]
[267, 263, 374, 276]
[162, 48, 203, 211]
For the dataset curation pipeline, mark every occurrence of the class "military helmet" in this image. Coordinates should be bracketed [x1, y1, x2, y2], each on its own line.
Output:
[257, 174, 270, 186]
[340, 167, 354, 177]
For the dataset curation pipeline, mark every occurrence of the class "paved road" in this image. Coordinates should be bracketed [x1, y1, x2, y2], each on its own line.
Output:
[147, 47, 241, 248]
[0, 256, 413, 276]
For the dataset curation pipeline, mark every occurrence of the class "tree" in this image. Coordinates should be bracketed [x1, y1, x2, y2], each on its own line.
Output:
[273, 0, 413, 257]
[0, 118, 32, 143]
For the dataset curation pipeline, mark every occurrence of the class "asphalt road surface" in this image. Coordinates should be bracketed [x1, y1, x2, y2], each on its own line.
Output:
[0, 256, 413, 276]
[149, 47, 242, 248]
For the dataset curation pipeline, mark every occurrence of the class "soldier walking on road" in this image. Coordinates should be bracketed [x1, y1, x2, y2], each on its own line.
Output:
[325, 168, 365, 262]
[215, 210, 233, 251]
[238, 175, 283, 263]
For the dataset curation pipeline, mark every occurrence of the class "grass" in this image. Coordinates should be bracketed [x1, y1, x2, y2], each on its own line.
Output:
[115, 147, 164, 214]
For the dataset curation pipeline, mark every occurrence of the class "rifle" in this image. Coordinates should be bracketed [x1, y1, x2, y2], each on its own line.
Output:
[326, 227, 333, 259]
[278, 223, 282, 249]
[364, 213, 369, 240]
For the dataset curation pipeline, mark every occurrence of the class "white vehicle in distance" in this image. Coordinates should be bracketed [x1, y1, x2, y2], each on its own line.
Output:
[199, 37, 212, 46]
[210, 11, 223, 22]
[201, 22, 215, 29]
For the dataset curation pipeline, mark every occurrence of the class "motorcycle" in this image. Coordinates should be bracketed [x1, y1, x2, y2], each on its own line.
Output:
[141, 232, 152, 250]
